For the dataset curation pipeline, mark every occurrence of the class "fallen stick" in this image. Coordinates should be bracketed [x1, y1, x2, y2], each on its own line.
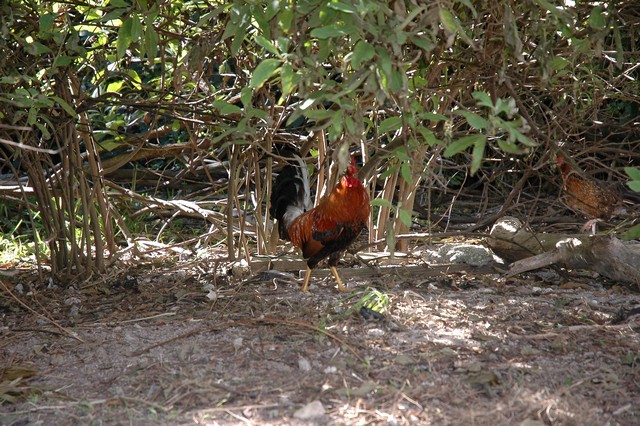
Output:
[489, 217, 640, 289]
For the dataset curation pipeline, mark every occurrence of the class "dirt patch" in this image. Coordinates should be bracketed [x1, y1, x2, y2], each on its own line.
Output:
[1, 259, 639, 425]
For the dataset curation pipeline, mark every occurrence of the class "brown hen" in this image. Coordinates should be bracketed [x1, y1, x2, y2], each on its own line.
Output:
[557, 155, 621, 230]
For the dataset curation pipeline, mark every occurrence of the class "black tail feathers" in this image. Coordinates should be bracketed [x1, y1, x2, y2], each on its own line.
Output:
[270, 154, 312, 239]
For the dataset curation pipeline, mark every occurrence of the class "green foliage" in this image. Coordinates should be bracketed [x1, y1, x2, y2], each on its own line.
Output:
[4, 0, 631, 171]
[328, 288, 391, 323]
[625, 168, 640, 193]
[623, 168, 640, 240]
[0, 215, 48, 265]
[624, 224, 640, 240]
[1, 0, 638, 273]
[371, 197, 412, 228]
[445, 92, 535, 174]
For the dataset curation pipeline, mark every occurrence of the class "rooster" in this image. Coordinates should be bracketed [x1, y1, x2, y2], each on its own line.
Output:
[270, 152, 370, 293]
[557, 155, 622, 232]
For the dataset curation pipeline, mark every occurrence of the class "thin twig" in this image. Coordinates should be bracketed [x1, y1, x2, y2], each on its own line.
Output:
[130, 316, 363, 362]
[258, 316, 364, 362]
[508, 321, 639, 340]
[117, 312, 177, 324]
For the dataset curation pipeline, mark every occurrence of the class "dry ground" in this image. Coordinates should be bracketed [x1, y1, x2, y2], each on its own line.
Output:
[1, 252, 639, 425]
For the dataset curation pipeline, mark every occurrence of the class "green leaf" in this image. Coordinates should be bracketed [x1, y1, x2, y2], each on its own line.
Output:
[503, 4, 522, 57]
[398, 208, 413, 227]
[391, 148, 410, 162]
[378, 116, 402, 134]
[376, 46, 392, 78]
[25, 41, 52, 56]
[613, 26, 624, 69]
[280, 63, 295, 99]
[330, 110, 343, 136]
[212, 99, 242, 115]
[249, 109, 268, 120]
[278, 6, 293, 33]
[625, 167, 640, 182]
[317, 38, 330, 61]
[100, 8, 128, 23]
[470, 135, 486, 175]
[311, 24, 357, 39]
[410, 35, 433, 52]
[126, 68, 142, 90]
[514, 130, 536, 147]
[253, 7, 270, 36]
[550, 56, 569, 71]
[344, 116, 356, 134]
[276, 36, 290, 53]
[52, 56, 74, 68]
[458, 0, 478, 17]
[327, 2, 356, 13]
[390, 69, 405, 92]
[444, 134, 485, 157]
[299, 97, 316, 110]
[420, 112, 448, 121]
[240, 87, 252, 109]
[250, 58, 282, 89]
[117, 17, 133, 58]
[622, 223, 640, 240]
[418, 127, 439, 146]
[359, 288, 390, 313]
[472, 91, 494, 108]
[130, 16, 143, 42]
[303, 109, 334, 120]
[39, 13, 57, 37]
[398, 5, 427, 30]
[380, 164, 399, 180]
[493, 98, 514, 116]
[51, 96, 78, 118]
[400, 162, 413, 184]
[0, 76, 20, 84]
[230, 25, 246, 56]
[439, 8, 459, 34]
[497, 138, 524, 154]
[15, 87, 30, 99]
[106, 80, 124, 93]
[457, 110, 488, 130]
[144, 25, 158, 60]
[34, 121, 51, 140]
[588, 6, 606, 30]
[332, 69, 369, 97]
[626, 167, 640, 192]
[146, 3, 160, 22]
[27, 107, 37, 125]
[352, 40, 374, 69]
[254, 35, 279, 55]
[370, 198, 394, 209]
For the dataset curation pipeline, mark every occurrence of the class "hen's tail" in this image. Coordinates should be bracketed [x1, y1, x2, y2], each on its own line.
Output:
[270, 154, 312, 240]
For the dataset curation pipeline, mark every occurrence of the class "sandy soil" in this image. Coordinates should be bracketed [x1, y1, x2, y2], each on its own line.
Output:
[1, 255, 639, 425]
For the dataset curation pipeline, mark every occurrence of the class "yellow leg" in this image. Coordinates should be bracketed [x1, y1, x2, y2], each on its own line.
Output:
[300, 267, 312, 293]
[330, 266, 353, 292]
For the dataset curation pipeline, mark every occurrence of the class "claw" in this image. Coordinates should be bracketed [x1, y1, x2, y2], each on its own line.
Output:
[330, 266, 353, 292]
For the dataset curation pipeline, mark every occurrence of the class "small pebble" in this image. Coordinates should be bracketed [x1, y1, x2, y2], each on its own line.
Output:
[293, 400, 325, 419]
[367, 328, 385, 337]
[298, 357, 311, 371]
[323, 366, 337, 374]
